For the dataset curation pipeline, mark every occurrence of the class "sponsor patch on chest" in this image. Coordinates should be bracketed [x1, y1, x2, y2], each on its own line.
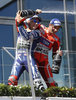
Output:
[40, 37, 51, 46]
[34, 43, 49, 55]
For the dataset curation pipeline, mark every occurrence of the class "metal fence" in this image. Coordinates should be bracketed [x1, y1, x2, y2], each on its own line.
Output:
[0, 47, 76, 88]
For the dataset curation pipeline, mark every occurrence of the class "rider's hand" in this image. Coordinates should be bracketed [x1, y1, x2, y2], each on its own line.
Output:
[36, 9, 42, 14]
[15, 10, 24, 22]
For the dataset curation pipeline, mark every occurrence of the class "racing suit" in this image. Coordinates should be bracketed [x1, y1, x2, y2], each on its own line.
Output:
[34, 25, 60, 87]
[8, 10, 45, 91]
[16, 22, 60, 88]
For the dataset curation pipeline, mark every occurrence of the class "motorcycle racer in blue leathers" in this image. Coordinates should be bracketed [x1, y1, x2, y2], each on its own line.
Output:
[8, 9, 45, 91]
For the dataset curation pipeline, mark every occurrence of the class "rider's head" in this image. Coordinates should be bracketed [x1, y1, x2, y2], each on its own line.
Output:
[27, 15, 41, 30]
[48, 18, 61, 34]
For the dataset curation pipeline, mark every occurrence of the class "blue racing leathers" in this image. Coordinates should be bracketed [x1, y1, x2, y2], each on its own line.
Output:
[8, 11, 45, 91]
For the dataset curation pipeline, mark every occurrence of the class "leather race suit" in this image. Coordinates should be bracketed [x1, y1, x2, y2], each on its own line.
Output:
[17, 22, 60, 88]
[34, 25, 60, 87]
[8, 10, 45, 91]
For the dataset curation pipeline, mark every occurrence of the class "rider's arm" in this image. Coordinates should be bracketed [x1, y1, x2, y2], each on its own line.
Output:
[18, 25, 40, 40]
[20, 9, 42, 17]
[15, 9, 42, 26]
[15, 9, 42, 32]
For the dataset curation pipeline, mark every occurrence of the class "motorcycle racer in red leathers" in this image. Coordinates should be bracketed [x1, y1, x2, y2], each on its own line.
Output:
[34, 19, 62, 87]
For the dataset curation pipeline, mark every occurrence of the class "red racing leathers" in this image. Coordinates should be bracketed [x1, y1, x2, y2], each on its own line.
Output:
[33, 24, 60, 87]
